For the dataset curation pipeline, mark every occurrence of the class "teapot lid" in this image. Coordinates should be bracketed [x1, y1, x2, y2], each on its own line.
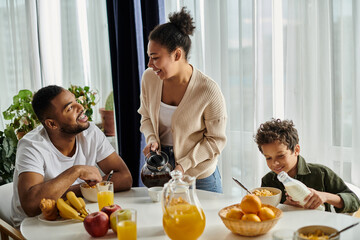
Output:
[146, 151, 168, 171]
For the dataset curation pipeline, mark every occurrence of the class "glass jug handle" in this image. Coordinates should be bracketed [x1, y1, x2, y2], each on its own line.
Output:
[162, 182, 174, 219]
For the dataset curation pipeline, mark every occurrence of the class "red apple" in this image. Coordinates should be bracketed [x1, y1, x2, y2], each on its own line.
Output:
[83, 211, 109, 237]
[101, 204, 122, 219]
[109, 209, 132, 233]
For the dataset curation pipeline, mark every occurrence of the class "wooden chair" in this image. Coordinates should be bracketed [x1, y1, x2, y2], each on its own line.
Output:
[0, 218, 25, 240]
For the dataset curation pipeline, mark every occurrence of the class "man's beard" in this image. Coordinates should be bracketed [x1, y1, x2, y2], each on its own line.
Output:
[60, 122, 90, 134]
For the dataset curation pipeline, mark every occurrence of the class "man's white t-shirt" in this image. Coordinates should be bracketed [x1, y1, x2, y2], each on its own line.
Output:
[10, 122, 115, 227]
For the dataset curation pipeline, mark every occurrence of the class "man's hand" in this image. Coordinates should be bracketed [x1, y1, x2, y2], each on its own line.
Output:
[77, 165, 102, 183]
[143, 142, 159, 157]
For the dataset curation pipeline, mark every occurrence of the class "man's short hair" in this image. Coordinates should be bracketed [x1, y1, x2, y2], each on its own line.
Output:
[254, 118, 299, 153]
[32, 85, 64, 123]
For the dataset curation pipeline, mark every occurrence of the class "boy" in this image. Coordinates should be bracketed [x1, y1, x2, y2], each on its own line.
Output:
[255, 118, 360, 213]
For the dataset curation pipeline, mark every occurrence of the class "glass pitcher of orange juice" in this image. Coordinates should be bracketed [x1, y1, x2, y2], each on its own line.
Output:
[162, 170, 206, 240]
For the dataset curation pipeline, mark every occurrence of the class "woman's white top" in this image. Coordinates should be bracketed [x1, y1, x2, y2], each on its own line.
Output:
[159, 101, 177, 146]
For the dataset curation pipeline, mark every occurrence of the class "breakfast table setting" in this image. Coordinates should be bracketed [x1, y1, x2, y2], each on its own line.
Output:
[20, 186, 360, 240]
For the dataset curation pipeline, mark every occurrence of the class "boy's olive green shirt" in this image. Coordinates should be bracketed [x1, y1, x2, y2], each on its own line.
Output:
[261, 155, 360, 213]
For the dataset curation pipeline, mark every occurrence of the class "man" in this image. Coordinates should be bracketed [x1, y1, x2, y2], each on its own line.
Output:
[11, 85, 132, 227]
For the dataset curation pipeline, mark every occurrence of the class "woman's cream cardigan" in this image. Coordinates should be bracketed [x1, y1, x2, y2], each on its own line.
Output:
[138, 67, 227, 179]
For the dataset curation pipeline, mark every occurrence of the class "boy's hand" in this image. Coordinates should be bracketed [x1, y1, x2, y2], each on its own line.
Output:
[303, 188, 326, 209]
[284, 193, 302, 208]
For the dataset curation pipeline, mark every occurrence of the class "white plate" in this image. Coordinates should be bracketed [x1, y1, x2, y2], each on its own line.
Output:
[38, 214, 75, 223]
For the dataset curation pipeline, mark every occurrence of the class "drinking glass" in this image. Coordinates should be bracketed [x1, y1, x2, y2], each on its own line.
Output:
[97, 181, 114, 211]
[116, 209, 137, 240]
[272, 229, 295, 240]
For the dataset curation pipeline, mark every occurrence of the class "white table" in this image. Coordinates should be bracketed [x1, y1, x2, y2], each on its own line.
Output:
[20, 187, 359, 240]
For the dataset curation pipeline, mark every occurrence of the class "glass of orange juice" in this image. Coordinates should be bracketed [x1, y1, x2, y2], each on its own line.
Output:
[116, 209, 136, 240]
[97, 181, 114, 211]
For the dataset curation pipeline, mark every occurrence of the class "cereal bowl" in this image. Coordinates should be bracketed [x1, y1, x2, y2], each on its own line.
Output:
[294, 225, 338, 240]
[148, 186, 163, 202]
[80, 182, 98, 202]
[251, 187, 282, 207]
[218, 203, 282, 237]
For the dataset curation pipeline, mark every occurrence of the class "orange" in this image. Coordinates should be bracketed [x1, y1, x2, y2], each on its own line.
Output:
[241, 213, 261, 222]
[226, 207, 244, 219]
[258, 207, 275, 221]
[240, 194, 262, 214]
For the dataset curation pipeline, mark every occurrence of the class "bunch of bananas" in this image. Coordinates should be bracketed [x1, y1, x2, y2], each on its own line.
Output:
[56, 191, 89, 221]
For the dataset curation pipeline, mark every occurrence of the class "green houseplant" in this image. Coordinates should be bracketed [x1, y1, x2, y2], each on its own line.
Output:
[2, 89, 40, 139]
[105, 91, 114, 111]
[99, 91, 115, 136]
[1, 89, 39, 184]
[68, 85, 98, 122]
[0, 127, 17, 184]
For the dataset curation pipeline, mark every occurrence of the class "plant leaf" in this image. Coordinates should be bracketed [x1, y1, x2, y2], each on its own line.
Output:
[18, 89, 33, 99]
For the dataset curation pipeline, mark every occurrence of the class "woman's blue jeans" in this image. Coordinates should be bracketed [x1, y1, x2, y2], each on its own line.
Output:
[161, 145, 223, 193]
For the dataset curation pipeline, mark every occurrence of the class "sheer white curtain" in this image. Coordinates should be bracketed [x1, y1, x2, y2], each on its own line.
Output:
[164, 0, 360, 195]
[0, 0, 41, 128]
[0, 0, 112, 127]
[353, 0, 360, 186]
[283, 0, 333, 170]
[283, 0, 360, 186]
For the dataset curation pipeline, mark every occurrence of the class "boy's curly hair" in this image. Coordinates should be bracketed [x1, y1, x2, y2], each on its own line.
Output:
[255, 118, 299, 153]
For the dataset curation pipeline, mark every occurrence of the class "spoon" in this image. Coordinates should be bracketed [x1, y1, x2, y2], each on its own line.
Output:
[328, 222, 359, 239]
[106, 170, 114, 182]
[232, 177, 252, 194]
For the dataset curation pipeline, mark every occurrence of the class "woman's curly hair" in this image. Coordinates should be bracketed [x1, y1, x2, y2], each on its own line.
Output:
[149, 7, 195, 60]
[254, 118, 299, 153]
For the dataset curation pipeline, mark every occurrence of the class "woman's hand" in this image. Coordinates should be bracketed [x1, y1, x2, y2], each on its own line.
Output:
[143, 142, 159, 157]
[174, 164, 184, 174]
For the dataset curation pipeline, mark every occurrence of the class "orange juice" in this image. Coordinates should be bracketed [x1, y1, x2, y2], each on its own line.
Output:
[163, 204, 206, 240]
[97, 191, 114, 210]
[117, 220, 136, 240]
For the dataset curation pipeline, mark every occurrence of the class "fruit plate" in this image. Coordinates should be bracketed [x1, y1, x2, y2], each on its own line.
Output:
[38, 214, 76, 223]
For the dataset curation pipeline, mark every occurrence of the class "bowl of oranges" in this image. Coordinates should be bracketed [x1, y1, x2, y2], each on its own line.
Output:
[251, 187, 282, 207]
[218, 194, 282, 236]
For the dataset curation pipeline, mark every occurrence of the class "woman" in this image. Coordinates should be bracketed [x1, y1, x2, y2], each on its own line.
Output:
[138, 7, 227, 193]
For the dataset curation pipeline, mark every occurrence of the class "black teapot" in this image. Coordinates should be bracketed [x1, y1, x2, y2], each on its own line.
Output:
[140, 150, 173, 188]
